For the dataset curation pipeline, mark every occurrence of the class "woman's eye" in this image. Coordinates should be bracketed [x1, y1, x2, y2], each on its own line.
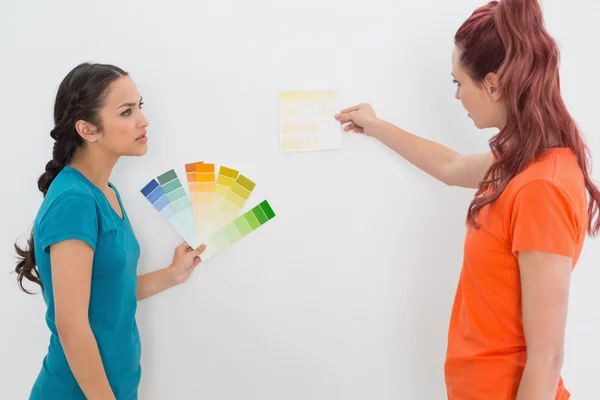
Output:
[453, 79, 460, 86]
[121, 109, 131, 116]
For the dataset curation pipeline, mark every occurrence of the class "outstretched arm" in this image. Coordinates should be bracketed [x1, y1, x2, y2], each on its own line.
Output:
[369, 118, 492, 188]
[335, 104, 492, 188]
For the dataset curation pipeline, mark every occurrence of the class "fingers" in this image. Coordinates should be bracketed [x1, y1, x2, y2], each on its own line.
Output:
[340, 104, 360, 113]
[192, 256, 202, 268]
[334, 111, 355, 123]
[178, 242, 192, 251]
[344, 122, 356, 131]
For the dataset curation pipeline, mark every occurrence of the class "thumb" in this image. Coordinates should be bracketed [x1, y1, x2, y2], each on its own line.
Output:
[192, 244, 206, 256]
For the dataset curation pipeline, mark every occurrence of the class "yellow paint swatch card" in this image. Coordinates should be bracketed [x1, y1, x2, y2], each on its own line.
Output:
[278, 90, 342, 152]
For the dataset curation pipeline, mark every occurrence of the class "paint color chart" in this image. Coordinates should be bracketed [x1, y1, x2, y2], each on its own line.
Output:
[207, 168, 257, 236]
[201, 200, 276, 260]
[141, 170, 201, 249]
[205, 166, 239, 235]
[141, 162, 274, 261]
[223, 175, 256, 219]
[278, 90, 342, 152]
[185, 161, 217, 237]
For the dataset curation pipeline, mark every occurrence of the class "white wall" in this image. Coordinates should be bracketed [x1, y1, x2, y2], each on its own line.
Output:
[542, 1, 600, 396]
[1, 0, 597, 398]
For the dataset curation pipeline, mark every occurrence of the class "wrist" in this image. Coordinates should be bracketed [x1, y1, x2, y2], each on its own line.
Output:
[165, 264, 180, 287]
[366, 117, 385, 138]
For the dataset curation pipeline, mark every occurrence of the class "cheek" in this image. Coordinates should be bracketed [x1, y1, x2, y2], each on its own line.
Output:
[108, 117, 137, 137]
[459, 87, 471, 108]
[102, 118, 138, 148]
[461, 88, 482, 116]
[457, 90, 472, 114]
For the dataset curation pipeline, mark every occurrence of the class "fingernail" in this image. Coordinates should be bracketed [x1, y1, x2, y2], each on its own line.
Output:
[334, 114, 340, 119]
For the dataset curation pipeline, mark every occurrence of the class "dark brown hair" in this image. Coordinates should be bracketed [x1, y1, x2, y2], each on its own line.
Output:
[14, 62, 128, 293]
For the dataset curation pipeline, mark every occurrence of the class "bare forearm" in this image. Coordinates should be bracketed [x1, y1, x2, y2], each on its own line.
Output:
[137, 267, 176, 301]
[516, 358, 563, 399]
[370, 119, 460, 184]
[58, 323, 115, 400]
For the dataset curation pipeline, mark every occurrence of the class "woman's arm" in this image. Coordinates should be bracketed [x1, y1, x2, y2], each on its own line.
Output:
[516, 250, 571, 399]
[335, 104, 493, 188]
[51, 239, 115, 400]
[136, 267, 177, 301]
[137, 243, 206, 301]
[369, 118, 492, 188]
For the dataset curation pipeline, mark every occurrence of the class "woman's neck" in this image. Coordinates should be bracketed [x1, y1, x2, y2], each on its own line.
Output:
[68, 147, 119, 191]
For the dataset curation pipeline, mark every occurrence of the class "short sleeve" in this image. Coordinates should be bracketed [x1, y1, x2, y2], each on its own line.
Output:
[510, 179, 579, 257]
[38, 191, 99, 253]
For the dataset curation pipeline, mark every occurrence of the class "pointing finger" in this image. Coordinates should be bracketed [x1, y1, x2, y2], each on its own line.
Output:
[340, 105, 359, 113]
[335, 111, 355, 123]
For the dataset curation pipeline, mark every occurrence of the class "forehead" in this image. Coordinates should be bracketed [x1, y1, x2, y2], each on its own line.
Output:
[451, 45, 465, 76]
[103, 76, 139, 105]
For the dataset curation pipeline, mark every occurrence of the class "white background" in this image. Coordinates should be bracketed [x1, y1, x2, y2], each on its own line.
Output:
[1, 0, 598, 398]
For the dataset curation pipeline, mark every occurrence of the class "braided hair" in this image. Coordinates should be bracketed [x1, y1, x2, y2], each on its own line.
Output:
[15, 62, 128, 293]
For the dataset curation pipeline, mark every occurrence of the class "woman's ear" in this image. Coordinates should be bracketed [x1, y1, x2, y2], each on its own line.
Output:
[484, 72, 501, 101]
[75, 120, 99, 143]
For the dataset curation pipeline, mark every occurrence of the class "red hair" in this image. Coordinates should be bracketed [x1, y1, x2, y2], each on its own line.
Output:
[455, 0, 600, 236]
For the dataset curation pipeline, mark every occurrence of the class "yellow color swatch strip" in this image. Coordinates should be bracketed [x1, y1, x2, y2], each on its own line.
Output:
[194, 163, 215, 238]
[201, 166, 239, 238]
[222, 174, 256, 219]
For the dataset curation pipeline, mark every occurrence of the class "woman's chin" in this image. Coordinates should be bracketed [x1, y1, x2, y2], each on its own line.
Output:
[469, 116, 482, 129]
[127, 143, 148, 157]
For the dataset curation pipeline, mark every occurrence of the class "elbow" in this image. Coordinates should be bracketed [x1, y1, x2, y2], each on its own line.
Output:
[438, 167, 461, 187]
[56, 315, 89, 342]
[550, 352, 564, 371]
[440, 174, 458, 187]
[442, 178, 456, 187]
[527, 349, 564, 372]
[546, 352, 564, 372]
[437, 170, 452, 186]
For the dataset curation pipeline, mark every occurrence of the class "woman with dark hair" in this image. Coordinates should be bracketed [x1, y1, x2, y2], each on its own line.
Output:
[15, 63, 205, 399]
[336, 0, 599, 398]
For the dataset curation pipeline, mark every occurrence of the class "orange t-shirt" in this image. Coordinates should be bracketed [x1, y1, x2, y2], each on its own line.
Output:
[444, 148, 588, 399]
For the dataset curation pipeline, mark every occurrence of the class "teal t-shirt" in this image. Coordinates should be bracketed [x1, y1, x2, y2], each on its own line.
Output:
[29, 166, 141, 400]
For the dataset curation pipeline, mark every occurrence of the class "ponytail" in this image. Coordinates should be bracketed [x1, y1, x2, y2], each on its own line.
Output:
[494, 0, 600, 235]
[14, 233, 40, 294]
[14, 62, 128, 294]
[455, 0, 600, 235]
[15, 129, 80, 293]
[39, 129, 80, 195]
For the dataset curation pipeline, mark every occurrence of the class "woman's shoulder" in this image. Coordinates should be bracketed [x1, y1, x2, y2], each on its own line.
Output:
[504, 148, 587, 228]
[46, 168, 97, 201]
[35, 169, 99, 224]
[509, 147, 584, 199]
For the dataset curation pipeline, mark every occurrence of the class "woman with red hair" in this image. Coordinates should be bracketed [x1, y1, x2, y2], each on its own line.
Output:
[336, 0, 599, 398]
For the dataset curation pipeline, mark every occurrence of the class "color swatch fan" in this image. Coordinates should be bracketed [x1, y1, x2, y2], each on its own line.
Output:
[141, 162, 275, 261]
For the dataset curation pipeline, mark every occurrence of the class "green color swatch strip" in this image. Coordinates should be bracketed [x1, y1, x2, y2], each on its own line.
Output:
[202, 200, 276, 260]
